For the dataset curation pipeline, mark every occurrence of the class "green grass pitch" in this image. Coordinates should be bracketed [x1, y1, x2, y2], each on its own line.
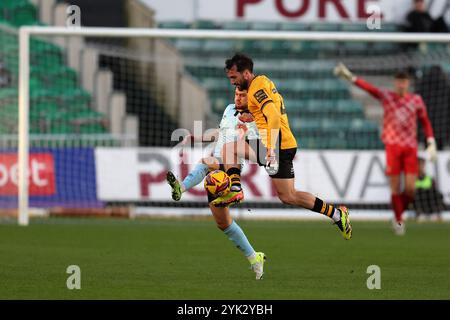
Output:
[0, 217, 449, 299]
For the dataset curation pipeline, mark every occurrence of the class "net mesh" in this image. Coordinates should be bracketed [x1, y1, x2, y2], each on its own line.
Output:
[1, 13, 449, 220]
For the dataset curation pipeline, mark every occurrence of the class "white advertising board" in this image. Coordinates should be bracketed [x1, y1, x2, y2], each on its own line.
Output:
[143, 0, 450, 24]
[95, 147, 450, 204]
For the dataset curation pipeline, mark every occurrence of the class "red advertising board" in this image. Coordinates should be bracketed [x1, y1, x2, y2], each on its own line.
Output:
[0, 153, 56, 196]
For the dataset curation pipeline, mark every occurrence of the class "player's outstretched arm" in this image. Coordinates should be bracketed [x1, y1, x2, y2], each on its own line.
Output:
[334, 62, 384, 100]
[334, 62, 356, 82]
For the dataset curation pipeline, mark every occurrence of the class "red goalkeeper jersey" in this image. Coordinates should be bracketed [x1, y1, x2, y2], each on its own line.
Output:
[354, 78, 434, 148]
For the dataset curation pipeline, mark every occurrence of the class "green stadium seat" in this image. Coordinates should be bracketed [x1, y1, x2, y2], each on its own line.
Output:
[29, 76, 42, 91]
[309, 41, 339, 53]
[310, 23, 340, 32]
[0, 88, 18, 106]
[283, 99, 307, 114]
[284, 41, 311, 54]
[222, 21, 250, 30]
[252, 40, 287, 53]
[343, 42, 369, 55]
[158, 21, 190, 29]
[250, 21, 279, 31]
[202, 40, 235, 53]
[30, 39, 64, 67]
[59, 89, 91, 110]
[69, 109, 104, 120]
[47, 122, 73, 134]
[441, 63, 450, 77]
[0, 12, 113, 137]
[78, 123, 106, 134]
[192, 20, 219, 29]
[0, 0, 37, 27]
[10, 3, 37, 26]
[200, 78, 230, 91]
[279, 22, 309, 31]
[0, 0, 29, 9]
[290, 118, 321, 132]
[424, 43, 448, 53]
[336, 100, 364, 117]
[372, 42, 399, 53]
[378, 23, 399, 32]
[174, 39, 203, 52]
[31, 65, 78, 90]
[1, 103, 18, 120]
[340, 23, 368, 32]
[306, 100, 336, 114]
[350, 118, 379, 131]
[211, 97, 229, 114]
[231, 39, 252, 52]
[30, 102, 59, 121]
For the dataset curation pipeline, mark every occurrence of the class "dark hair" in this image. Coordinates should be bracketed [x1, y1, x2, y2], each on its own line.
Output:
[225, 53, 254, 73]
[394, 71, 411, 80]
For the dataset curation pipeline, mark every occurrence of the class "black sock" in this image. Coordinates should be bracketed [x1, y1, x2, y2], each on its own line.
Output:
[312, 197, 335, 218]
[226, 167, 241, 192]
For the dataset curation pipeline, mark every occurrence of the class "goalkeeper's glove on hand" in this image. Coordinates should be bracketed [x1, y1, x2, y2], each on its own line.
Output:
[334, 63, 356, 82]
[426, 137, 437, 163]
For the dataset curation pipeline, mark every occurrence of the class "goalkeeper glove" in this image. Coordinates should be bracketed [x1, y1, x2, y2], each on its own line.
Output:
[334, 63, 356, 82]
[426, 137, 437, 163]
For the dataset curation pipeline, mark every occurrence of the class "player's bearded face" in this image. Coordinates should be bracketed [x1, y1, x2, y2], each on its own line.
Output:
[226, 66, 248, 90]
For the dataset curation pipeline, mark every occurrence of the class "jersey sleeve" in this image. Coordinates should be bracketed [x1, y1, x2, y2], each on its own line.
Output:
[416, 95, 434, 139]
[354, 77, 386, 101]
[249, 77, 275, 112]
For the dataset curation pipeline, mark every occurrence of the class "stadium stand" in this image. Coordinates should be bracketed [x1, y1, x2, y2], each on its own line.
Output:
[0, 0, 108, 140]
[158, 20, 450, 150]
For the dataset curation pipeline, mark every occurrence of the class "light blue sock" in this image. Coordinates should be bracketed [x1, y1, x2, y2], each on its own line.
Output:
[223, 221, 255, 258]
[181, 163, 209, 192]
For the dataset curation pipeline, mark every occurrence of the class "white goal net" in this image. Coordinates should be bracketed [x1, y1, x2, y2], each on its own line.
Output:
[1, 23, 450, 224]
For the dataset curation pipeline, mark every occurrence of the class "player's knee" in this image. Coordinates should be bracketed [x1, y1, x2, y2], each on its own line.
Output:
[216, 220, 230, 231]
[278, 192, 294, 205]
[390, 185, 401, 195]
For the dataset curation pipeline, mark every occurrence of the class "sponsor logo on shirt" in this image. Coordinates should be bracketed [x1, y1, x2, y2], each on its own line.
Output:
[254, 89, 268, 103]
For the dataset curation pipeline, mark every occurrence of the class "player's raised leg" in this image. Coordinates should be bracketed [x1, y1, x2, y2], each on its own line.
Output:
[209, 204, 266, 279]
[272, 178, 352, 240]
[167, 157, 219, 201]
[210, 140, 250, 206]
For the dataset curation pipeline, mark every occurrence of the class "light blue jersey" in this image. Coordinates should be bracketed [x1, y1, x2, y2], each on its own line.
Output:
[213, 104, 259, 164]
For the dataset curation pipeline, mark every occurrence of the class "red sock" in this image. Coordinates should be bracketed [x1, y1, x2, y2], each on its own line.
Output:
[391, 194, 404, 223]
[401, 193, 413, 211]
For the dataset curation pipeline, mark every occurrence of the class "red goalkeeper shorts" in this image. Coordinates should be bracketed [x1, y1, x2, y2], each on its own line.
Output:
[385, 144, 418, 176]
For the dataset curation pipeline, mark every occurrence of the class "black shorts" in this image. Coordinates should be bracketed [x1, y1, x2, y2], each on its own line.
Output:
[246, 138, 296, 179]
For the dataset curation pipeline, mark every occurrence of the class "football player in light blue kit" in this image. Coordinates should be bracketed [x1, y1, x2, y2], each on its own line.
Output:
[166, 87, 266, 279]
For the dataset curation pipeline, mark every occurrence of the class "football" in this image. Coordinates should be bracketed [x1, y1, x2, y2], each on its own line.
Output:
[204, 170, 231, 196]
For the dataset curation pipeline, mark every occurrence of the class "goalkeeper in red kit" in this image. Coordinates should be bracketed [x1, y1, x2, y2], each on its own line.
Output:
[334, 64, 437, 235]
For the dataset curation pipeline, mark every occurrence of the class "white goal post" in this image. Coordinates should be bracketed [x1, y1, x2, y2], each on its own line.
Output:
[17, 26, 450, 226]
